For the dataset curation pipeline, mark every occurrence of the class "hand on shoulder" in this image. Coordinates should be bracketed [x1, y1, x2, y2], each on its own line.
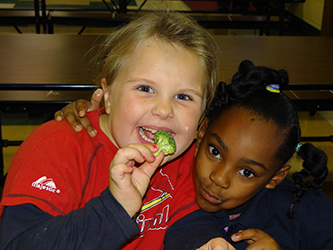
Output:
[54, 88, 103, 137]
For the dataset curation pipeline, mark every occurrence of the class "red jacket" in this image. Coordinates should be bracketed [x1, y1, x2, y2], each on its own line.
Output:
[0, 108, 199, 249]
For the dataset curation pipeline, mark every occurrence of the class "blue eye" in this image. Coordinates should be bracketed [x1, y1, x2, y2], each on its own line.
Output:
[209, 145, 221, 159]
[175, 94, 191, 101]
[239, 168, 256, 178]
[138, 85, 153, 93]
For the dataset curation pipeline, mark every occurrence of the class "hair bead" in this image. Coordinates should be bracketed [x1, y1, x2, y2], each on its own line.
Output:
[266, 84, 280, 93]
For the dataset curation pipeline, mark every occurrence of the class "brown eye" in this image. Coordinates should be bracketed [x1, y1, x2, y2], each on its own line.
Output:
[209, 145, 221, 159]
[138, 85, 153, 93]
[175, 93, 191, 101]
[239, 168, 256, 178]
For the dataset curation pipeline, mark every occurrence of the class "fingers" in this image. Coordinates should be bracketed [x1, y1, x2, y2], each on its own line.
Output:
[73, 89, 102, 136]
[54, 110, 64, 121]
[232, 229, 281, 250]
[88, 88, 103, 112]
[111, 144, 157, 167]
[110, 143, 160, 197]
[140, 150, 163, 178]
[109, 143, 160, 217]
[61, 100, 87, 132]
[232, 229, 262, 243]
[54, 98, 98, 137]
[198, 238, 236, 250]
[75, 99, 90, 118]
[110, 163, 135, 187]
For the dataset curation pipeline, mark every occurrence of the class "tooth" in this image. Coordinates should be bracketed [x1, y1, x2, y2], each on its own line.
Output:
[142, 127, 157, 133]
[139, 127, 154, 143]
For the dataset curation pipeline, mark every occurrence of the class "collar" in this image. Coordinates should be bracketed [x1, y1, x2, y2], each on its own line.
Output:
[212, 179, 294, 230]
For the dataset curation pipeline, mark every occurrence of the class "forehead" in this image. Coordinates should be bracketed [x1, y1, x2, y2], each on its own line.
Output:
[132, 37, 204, 72]
[117, 37, 205, 90]
[210, 108, 284, 168]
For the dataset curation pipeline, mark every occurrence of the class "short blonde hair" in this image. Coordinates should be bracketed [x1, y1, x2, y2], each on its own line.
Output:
[94, 11, 220, 116]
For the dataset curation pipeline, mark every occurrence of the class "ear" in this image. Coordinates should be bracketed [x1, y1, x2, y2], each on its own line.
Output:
[101, 78, 111, 114]
[265, 165, 291, 189]
[196, 117, 208, 149]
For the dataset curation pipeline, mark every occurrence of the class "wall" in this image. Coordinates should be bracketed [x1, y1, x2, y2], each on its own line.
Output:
[286, 0, 325, 30]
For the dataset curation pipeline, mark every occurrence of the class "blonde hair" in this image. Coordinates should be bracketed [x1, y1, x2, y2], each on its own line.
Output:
[94, 10, 220, 116]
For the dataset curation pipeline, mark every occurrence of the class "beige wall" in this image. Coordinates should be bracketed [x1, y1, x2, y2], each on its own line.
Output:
[285, 0, 325, 30]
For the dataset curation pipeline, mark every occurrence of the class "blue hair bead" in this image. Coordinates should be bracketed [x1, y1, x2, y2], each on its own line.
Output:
[296, 143, 302, 153]
[266, 84, 280, 93]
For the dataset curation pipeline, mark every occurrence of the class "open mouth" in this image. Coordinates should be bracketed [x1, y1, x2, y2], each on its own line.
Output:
[139, 127, 157, 143]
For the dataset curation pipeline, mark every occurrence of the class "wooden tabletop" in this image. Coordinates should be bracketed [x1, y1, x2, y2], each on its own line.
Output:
[0, 34, 333, 90]
[0, 34, 102, 90]
[213, 36, 333, 90]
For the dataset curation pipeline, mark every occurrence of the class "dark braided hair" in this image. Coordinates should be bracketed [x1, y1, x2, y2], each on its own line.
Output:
[207, 60, 328, 218]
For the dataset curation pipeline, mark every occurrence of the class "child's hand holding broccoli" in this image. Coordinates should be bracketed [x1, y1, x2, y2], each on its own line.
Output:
[109, 143, 164, 218]
[108, 130, 176, 218]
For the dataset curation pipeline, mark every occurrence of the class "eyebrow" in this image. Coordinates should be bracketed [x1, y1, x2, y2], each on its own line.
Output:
[128, 78, 155, 85]
[212, 133, 228, 151]
[241, 158, 267, 170]
[185, 89, 204, 101]
[211, 133, 267, 170]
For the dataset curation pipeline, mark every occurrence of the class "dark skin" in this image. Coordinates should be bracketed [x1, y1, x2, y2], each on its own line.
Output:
[194, 108, 290, 212]
[54, 88, 103, 137]
[55, 96, 289, 250]
[194, 107, 290, 249]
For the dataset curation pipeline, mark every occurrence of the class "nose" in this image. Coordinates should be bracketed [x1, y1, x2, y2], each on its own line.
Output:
[151, 99, 174, 120]
[209, 166, 230, 189]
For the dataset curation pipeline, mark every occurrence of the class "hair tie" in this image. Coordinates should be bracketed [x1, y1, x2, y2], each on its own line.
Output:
[266, 84, 280, 93]
[296, 143, 302, 153]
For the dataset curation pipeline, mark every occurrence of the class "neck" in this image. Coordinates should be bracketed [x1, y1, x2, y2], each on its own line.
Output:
[99, 113, 118, 147]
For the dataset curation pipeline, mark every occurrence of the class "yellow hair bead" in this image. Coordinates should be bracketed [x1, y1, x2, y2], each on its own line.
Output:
[266, 85, 280, 93]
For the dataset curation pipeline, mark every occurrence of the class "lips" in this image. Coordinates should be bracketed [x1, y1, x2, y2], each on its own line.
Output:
[201, 187, 222, 204]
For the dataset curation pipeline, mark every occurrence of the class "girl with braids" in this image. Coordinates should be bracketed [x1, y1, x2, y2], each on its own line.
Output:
[164, 60, 333, 250]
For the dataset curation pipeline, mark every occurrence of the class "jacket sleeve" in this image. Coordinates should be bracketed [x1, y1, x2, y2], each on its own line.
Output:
[163, 209, 226, 250]
[0, 188, 140, 250]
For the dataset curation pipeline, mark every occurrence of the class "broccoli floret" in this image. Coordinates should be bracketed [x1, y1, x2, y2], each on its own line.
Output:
[153, 130, 176, 157]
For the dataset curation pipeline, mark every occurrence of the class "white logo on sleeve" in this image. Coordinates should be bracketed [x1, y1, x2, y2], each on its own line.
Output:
[31, 176, 61, 194]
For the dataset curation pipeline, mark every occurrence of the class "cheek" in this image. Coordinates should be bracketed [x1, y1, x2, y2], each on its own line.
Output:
[179, 109, 201, 136]
[174, 110, 200, 151]
[109, 97, 138, 147]
[193, 154, 208, 181]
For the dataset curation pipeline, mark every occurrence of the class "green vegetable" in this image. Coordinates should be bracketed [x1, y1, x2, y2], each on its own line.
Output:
[153, 130, 176, 157]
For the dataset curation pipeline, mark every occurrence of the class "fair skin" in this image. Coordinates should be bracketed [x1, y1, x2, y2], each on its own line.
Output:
[198, 238, 236, 250]
[101, 37, 205, 166]
[96, 37, 206, 218]
[194, 107, 290, 249]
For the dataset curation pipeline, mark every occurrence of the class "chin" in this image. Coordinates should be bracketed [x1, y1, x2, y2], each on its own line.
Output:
[197, 199, 219, 213]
